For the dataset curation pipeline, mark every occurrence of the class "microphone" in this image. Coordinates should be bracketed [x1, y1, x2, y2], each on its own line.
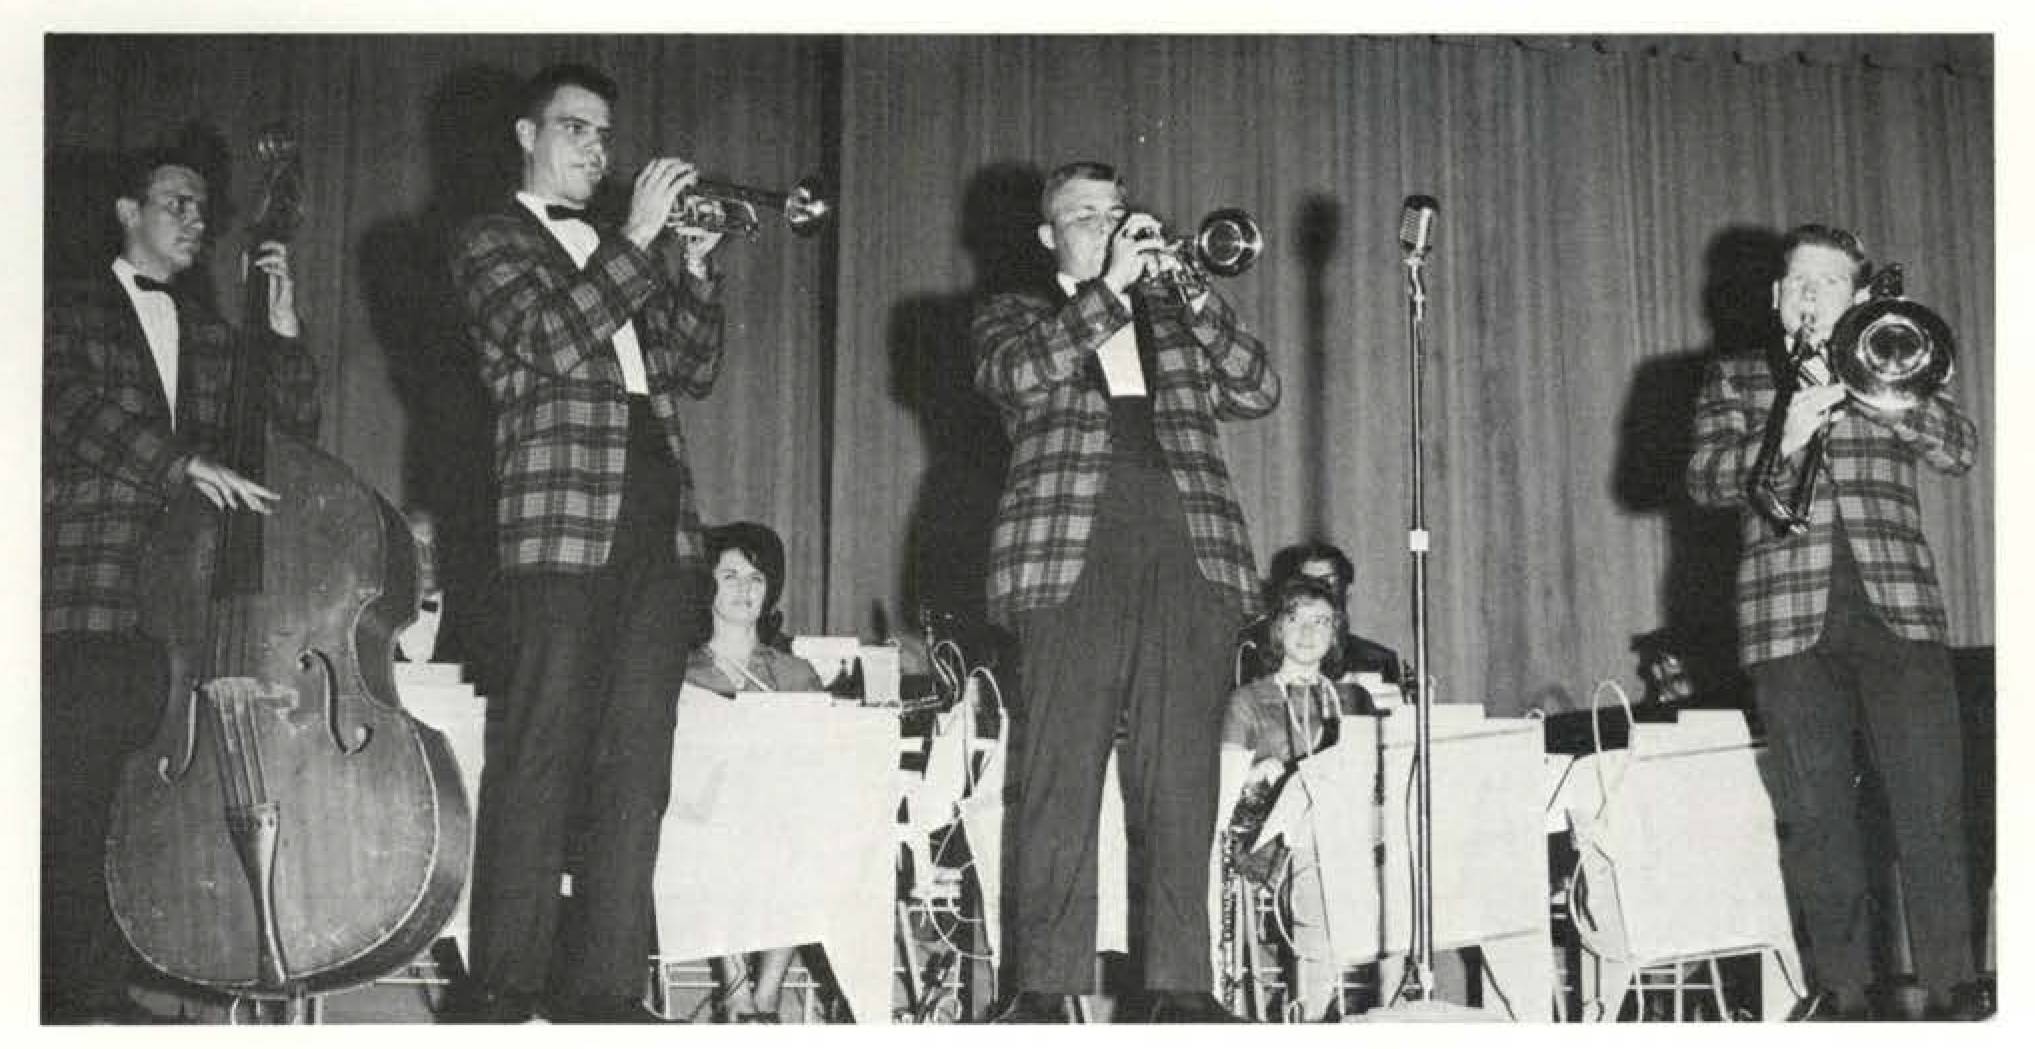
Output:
[1399, 195, 1439, 260]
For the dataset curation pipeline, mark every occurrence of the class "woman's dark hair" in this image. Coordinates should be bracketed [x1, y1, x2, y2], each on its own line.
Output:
[1267, 540, 1354, 605]
[1262, 575, 1344, 671]
[703, 521, 788, 646]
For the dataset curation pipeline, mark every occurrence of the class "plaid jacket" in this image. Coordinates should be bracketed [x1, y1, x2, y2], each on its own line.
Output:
[450, 205, 725, 573]
[1686, 350, 1977, 667]
[973, 279, 1279, 625]
[43, 268, 320, 634]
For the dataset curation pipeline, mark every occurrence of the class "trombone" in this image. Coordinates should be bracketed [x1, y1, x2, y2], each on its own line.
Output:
[1745, 264, 1955, 535]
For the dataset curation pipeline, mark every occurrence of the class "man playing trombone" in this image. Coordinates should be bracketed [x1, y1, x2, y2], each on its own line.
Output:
[1685, 224, 1983, 1020]
[447, 61, 728, 1022]
[973, 161, 1278, 1022]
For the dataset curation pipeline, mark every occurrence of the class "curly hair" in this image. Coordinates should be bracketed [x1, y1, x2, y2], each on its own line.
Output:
[1261, 575, 1344, 671]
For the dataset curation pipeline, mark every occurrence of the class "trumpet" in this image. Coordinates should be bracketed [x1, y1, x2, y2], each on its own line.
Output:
[1746, 264, 1955, 535]
[1132, 208, 1263, 306]
[668, 174, 833, 238]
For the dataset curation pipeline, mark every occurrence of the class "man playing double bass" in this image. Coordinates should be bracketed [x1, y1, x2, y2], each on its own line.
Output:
[42, 146, 316, 1024]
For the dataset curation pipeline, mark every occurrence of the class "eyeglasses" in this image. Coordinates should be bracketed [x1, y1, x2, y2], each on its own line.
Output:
[149, 194, 206, 221]
[1284, 613, 1338, 631]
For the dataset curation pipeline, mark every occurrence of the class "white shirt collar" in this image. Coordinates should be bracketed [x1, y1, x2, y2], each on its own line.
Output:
[111, 257, 169, 293]
[518, 189, 574, 216]
[1055, 270, 1130, 310]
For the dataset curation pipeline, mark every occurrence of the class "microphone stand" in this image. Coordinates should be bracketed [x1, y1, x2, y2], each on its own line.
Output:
[1360, 237, 1502, 1023]
[1357, 226, 1504, 1021]
[1396, 245, 1440, 1006]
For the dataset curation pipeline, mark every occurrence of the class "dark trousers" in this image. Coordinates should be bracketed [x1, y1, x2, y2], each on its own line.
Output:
[41, 632, 162, 1021]
[469, 405, 706, 1001]
[1751, 553, 1976, 997]
[1007, 451, 1239, 994]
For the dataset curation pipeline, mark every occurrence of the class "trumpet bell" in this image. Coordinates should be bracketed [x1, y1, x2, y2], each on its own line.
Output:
[1195, 208, 1262, 277]
[783, 177, 832, 237]
[1828, 297, 1955, 412]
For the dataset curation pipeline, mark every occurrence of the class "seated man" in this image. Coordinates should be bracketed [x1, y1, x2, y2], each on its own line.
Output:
[1237, 541, 1402, 689]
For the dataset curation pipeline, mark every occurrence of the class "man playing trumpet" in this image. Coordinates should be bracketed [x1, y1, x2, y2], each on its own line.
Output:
[1686, 224, 1983, 1020]
[448, 61, 728, 1022]
[974, 161, 1278, 1022]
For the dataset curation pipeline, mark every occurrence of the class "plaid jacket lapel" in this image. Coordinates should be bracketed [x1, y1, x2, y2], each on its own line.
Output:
[104, 270, 177, 428]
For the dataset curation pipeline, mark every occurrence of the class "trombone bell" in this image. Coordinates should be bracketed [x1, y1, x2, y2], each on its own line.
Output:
[1828, 298, 1955, 413]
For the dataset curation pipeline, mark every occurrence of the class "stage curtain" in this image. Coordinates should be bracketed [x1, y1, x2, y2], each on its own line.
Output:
[828, 35, 1993, 713]
[44, 35, 834, 674]
[45, 35, 1992, 714]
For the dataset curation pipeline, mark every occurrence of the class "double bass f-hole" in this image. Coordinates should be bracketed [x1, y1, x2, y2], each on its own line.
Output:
[156, 648, 359, 783]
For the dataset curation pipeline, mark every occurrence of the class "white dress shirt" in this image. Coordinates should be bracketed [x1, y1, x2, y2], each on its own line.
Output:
[517, 191, 650, 395]
[1057, 271, 1146, 398]
[113, 257, 180, 427]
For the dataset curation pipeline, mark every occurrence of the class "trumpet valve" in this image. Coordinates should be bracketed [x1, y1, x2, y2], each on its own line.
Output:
[670, 195, 761, 238]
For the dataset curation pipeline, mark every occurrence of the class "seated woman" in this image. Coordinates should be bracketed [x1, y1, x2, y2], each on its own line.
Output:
[1214, 575, 1366, 1022]
[686, 522, 826, 1021]
[1236, 540, 1403, 691]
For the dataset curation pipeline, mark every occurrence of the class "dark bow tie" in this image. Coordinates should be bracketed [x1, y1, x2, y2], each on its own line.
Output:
[545, 204, 590, 224]
[131, 274, 177, 295]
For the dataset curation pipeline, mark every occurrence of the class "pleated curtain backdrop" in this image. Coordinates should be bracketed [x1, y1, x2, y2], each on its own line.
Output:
[45, 34, 1991, 714]
[44, 35, 835, 678]
[829, 35, 1993, 713]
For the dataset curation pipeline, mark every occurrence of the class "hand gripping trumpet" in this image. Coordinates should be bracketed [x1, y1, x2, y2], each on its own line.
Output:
[668, 173, 833, 238]
[1131, 209, 1263, 307]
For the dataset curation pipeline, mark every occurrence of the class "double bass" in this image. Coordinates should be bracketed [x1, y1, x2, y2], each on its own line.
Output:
[106, 127, 471, 1015]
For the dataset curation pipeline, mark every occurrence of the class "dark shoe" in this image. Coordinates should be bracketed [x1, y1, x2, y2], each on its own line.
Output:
[1927, 981, 1995, 1021]
[985, 991, 1070, 1023]
[439, 985, 545, 1026]
[47, 994, 165, 1025]
[1873, 975, 1928, 1020]
[1146, 991, 1246, 1023]
[735, 1011, 781, 1023]
[1788, 990, 1868, 1022]
[547, 994, 677, 1024]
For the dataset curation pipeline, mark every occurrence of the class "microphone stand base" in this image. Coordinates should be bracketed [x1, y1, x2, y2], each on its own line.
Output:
[1347, 999, 1510, 1023]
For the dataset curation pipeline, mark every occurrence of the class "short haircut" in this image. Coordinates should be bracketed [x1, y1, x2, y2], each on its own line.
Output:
[117, 145, 206, 207]
[1780, 223, 1872, 288]
[521, 62, 619, 123]
[1039, 160, 1122, 219]
[1262, 575, 1345, 670]
[1268, 540, 1355, 601]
